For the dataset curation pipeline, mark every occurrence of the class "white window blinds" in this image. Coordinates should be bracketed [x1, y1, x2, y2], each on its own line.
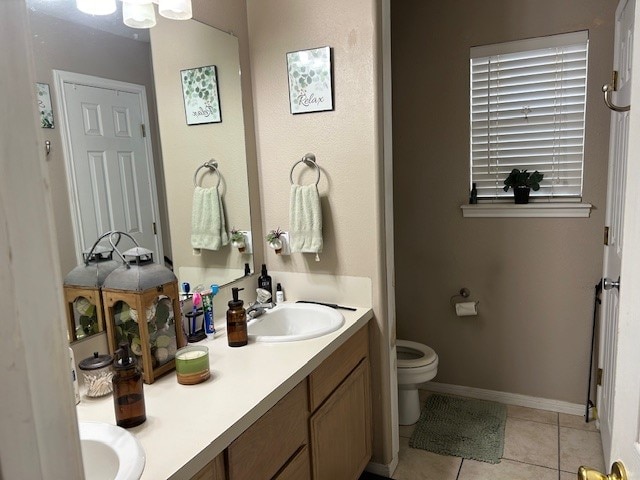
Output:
[470, 31, 589, 199]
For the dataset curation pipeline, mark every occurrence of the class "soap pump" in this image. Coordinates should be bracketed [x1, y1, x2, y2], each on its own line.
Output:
[227, 287, 248, 347]
[112, 342, 146, 428]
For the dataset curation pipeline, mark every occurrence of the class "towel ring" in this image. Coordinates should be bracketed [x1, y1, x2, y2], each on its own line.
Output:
[290, 153, 320, 186]
[193, 160, 221, 188]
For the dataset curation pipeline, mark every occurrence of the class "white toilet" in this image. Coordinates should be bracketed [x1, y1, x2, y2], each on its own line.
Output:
[396, 340, 438, 425]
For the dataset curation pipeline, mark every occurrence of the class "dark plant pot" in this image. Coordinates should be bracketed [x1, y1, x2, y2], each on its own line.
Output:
[514, 187, 531, 204]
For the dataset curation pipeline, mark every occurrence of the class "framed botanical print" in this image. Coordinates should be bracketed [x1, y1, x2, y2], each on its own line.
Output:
[181, 65, 222, 125]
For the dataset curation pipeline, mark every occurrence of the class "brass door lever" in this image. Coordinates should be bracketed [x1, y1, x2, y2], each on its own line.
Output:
[578, 461, 627, 480]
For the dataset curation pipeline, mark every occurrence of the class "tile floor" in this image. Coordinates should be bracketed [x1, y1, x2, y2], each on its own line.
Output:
[392, 390, 604, 480]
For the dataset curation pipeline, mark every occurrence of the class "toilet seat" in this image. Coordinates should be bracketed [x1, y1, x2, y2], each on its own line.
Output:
[397, 340, 437, 368]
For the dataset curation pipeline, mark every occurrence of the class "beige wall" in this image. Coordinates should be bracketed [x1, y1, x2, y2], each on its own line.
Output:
[246, 0, 392, 465]
[392, 0, 615, 403]
[151, 16, 251, 277]
[29, 12, 169, 276]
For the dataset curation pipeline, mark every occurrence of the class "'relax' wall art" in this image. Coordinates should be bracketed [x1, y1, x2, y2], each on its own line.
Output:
[286, 46, 333, 114]
[181, 65, 221, 125]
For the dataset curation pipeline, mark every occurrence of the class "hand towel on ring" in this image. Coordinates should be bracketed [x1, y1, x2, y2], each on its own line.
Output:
[289, 183, 323, 254]
[191, 186, 229, 252]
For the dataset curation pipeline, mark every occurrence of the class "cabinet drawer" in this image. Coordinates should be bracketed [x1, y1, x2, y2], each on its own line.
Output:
[273, 445, 311, 480]
[190, 453, 225, 480]
[308, 324, 368, 411]
[310, 358, 372, 480]
[227, 380, 308, 480]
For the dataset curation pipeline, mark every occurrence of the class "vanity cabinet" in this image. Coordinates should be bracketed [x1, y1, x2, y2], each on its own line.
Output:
[308, 325, 371, 480]
[191, 322, 370, 480]
[227, 380, 309, 480]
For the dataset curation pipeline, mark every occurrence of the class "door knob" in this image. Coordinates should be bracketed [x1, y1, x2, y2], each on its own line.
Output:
[603, 277, 621, 290]
[578, 461, 627, 480]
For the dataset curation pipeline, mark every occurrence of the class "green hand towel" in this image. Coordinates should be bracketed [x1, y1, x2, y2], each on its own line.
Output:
[289, 184, 323, 254]
[191, 186, 229, 251]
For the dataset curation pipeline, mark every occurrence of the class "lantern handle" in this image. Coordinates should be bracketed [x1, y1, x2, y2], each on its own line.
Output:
[83, 230, 120, 266]
[108, 231, 140, 269]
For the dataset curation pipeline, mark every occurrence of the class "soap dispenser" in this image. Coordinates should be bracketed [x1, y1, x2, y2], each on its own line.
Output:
[112, 342, 146, 428]
[227, 287, 248, 347]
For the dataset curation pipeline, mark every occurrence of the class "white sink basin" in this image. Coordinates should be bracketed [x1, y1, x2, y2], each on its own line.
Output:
[78, 422, 145, 480]
[247, 303, 345, 342]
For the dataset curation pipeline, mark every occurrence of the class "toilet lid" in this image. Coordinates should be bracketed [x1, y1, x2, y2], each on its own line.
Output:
[397, 339, 437, 368]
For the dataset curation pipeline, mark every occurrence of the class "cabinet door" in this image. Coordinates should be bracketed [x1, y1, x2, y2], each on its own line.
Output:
[273, 445, 311, 480]
[227, 381, 308, 480]
[310, 359, 371, 480]
[308, 325, 368, 411]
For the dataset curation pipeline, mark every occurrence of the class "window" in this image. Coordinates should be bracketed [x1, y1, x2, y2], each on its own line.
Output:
[470, 31, 589, 200]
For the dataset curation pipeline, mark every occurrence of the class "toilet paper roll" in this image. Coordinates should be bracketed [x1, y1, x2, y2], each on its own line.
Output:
[455, 301, 478, 316]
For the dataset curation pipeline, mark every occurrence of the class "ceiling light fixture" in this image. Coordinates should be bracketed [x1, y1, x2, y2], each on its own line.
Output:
[76, 0, 117, 16]
[123, 2, 157, 28]
[76, 0, 192, 29]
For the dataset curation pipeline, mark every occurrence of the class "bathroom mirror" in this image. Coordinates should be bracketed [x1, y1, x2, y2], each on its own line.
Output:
[26, 0, 254, 343]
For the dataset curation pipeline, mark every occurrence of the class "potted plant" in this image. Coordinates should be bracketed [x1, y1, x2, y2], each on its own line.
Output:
[265, 227, 284, 254]
[503, 169, 544, 204]
[230, 228, 246, 253]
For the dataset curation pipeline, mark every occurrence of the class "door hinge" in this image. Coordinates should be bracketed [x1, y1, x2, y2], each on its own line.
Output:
[141, 124, 146, 138]
[597, 368, 603, 386]
[152, 222, 157, 234]
[604, 226, 610, 246]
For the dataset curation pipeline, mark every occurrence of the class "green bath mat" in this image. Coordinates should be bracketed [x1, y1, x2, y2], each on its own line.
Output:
[409, 394, 507, 464]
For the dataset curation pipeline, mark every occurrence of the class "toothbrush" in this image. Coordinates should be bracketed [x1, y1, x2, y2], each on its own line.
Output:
[181, 282, 191, 335]
[192, 291, 202, 334]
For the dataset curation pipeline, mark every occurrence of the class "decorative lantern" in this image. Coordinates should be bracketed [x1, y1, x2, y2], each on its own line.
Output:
[102, 244, 186, 384]
[63, 232, 121, 342]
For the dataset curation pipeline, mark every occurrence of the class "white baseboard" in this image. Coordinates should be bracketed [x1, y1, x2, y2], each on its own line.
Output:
[365, 454, 398, 477]
[424, 381, 585, 416]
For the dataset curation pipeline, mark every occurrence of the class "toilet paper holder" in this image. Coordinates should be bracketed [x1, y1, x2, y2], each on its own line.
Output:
[450, 288, 479, 315]
[450, 288, 474, 306]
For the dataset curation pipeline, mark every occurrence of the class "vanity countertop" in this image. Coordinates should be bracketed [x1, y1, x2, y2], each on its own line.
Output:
[75, 303, 373, 479]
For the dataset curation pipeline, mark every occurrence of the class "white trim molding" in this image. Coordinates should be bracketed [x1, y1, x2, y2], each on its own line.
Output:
[424, 382, 585, 416]
[461, 202, 593, 218]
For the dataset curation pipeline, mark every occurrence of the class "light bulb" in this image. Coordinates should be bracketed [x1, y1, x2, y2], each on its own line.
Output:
[158, 0, 192, 20]
[76, 0, 117, 15]
[123, 1, 157, 28]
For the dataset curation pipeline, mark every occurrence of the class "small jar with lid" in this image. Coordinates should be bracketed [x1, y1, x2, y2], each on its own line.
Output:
[78, 352, 114, 398]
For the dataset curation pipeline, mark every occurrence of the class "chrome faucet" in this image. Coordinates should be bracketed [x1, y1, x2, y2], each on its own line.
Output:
[246, 288, 274, 319]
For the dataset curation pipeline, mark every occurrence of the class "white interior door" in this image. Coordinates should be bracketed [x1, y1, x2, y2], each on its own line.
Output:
[54, 71, 163, 262]
[597, 0, 640, 475]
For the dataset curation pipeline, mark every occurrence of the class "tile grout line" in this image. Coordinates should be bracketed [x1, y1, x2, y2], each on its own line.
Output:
[501, 456, 562, 471]
[455, 458, 464, 480]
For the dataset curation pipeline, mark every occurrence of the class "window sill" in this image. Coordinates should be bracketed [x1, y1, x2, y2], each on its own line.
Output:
[460, 202, 593, 218]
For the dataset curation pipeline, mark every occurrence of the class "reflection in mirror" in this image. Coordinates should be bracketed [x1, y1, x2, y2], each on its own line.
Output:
[27, 1, 253, 344]
[150, 16, 253, 289]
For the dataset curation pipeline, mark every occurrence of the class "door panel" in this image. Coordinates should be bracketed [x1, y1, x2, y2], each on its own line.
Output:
[59, 75, 161, 260]
[598, 0, 640, 475]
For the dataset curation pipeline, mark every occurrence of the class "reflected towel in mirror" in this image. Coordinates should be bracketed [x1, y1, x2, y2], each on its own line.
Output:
[289, 184, 323, 254]
[191, 186, 229, 252]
